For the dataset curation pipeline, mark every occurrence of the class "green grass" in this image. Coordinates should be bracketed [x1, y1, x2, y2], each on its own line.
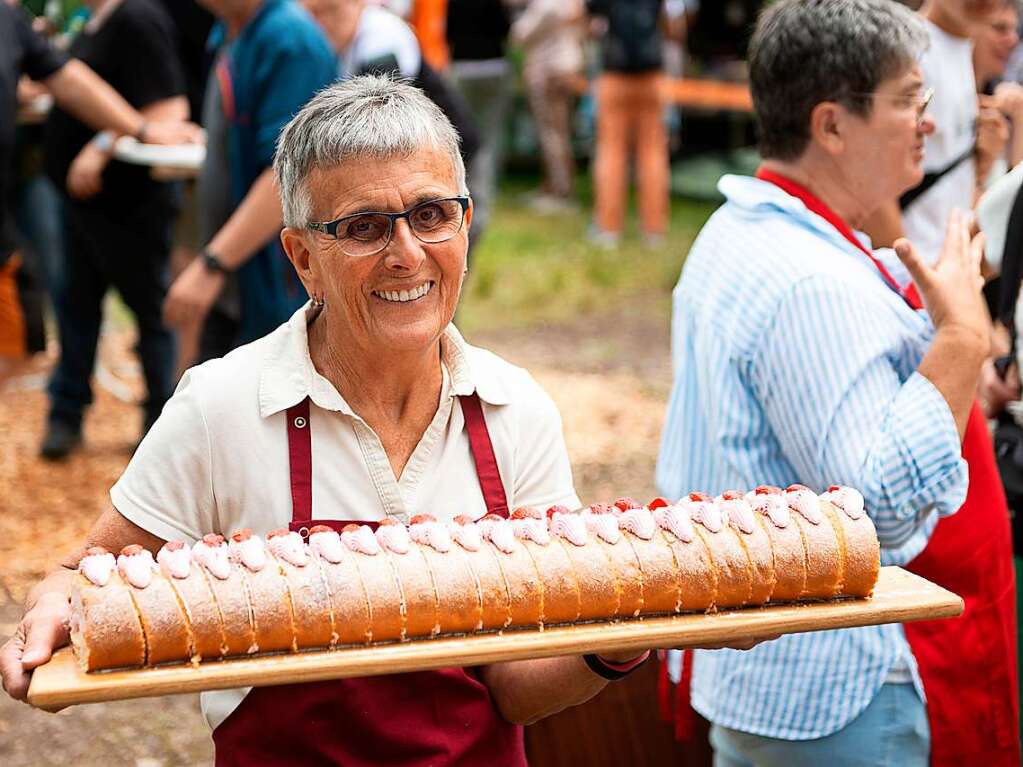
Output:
[457, 175, 718, 333]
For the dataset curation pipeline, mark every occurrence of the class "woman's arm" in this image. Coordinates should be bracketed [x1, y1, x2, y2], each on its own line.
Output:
[478, 656, 612, 726]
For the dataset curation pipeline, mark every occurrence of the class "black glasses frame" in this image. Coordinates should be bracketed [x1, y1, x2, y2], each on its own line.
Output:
[306, 196, 471, 256]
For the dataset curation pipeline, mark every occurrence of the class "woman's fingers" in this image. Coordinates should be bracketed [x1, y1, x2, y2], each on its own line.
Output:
[894, 237, 930, 290]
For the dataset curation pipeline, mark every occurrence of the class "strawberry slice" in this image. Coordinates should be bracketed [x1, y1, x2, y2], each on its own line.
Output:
[614, 497, 642, 511]
[163, 541, 187, 551]
[120, 544, 145, 557]
[453, 515, 476, 526]
[266, 528, 289, 539]
[754, 485, 782, 495]
[589, 502, 616, 515]
[341, 523, 362, 534]
[202, 533, 225, 547]
[409, 514, 436, 525]
[785, 484, 810, 493]
[309, 524, 335, 535]
[378, 518, 401, 527]
[230, 529, 253, 542]
[687, 491, 712, 502]
[827, 485, 841, 492]
[720, 490, 744, 501]
[546, 505, 572, 519]
[511, 506, 542, 520]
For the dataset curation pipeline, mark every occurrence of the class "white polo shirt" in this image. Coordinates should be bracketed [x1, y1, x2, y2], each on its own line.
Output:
[111, 303, 579, 729]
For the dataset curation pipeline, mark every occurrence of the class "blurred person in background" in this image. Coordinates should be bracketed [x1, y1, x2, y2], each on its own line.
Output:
[39, 0, 189, 460]
[160, 0, 335, 365]
[0, 1, 200, 386]
[301, 0, 480, 171]
[586, 0, 669, 248]
[863, 0, 1006, 261]
[446, 0, 512, 247]
[974, 0, 1023, 181]
[511, 0, 585, 214]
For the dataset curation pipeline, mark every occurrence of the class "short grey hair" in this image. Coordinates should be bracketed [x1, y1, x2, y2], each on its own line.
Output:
[750, 0, 929, 161]
[274, 75, 468, 228]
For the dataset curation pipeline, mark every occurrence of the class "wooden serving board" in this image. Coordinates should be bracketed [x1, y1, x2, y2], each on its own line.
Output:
[27, 567, 961, 710]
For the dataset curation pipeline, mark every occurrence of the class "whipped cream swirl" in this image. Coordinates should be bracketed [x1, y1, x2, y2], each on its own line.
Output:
[228, 530, 268, 572]
[193, 536, 233, 580]
[582, 509, 622, 544]
[821, 485, 865, 520]
[619, 506, 656, 540]
[653, 504, 695, 543]
[118, 546, 155, 589]
[80, 548, 116, 587]
[267, 530, 309, 567]
[157, 542, 193, 579]
[342, 525, 382, 555]
[744, 489, 791, 529]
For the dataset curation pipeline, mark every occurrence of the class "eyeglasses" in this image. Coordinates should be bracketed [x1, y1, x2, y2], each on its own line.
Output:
[849, 87, 934, 122]
[307, 196, 471, 257]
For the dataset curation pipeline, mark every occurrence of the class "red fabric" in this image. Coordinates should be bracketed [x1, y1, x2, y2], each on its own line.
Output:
[903, 403, 1020, 767]
[285, 400, 312, 525]
[673, 649, 696, 741]
[757, 168, 1019, 766]
[215, 394, 524, 766]
[461, 393, 510, 517]
[657, 652, 672, 723]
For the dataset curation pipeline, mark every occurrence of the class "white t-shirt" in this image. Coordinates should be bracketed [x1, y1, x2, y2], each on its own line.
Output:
[111, 304, 579, 729]
[902, 20, 977, 265]
[338, 5, 421, 80]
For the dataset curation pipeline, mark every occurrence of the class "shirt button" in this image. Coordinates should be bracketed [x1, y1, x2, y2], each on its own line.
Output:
[294, 416, 307, 429]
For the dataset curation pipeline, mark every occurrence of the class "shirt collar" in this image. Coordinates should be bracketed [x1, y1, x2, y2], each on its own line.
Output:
[258, 303, 510, 418]
[718, 174, 878, 257]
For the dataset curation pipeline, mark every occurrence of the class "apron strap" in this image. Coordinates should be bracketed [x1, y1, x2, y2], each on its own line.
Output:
[286, 398, 313, 526]
[460, 392, 509, 518]
[284, 392, 509, 527]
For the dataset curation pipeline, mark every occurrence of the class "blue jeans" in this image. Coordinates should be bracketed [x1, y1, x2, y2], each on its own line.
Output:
[710, 683, 930, 767]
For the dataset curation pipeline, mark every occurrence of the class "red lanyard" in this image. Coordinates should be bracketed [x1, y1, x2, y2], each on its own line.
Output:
[755, 168, 922, 310]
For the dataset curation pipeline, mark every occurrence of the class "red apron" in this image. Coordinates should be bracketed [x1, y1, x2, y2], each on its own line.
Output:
[213, 393, 527, 767]
[662, 170, 1020, 764]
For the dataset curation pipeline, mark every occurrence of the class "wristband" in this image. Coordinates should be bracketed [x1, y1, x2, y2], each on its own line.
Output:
[583, 650, 650, 681]
[199, 248, 228, 275]
[90, 131, 114, 153]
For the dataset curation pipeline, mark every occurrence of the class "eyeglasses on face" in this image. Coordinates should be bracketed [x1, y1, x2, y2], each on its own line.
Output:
[849, 87, 934, 123]
[306, 196, 471, 257]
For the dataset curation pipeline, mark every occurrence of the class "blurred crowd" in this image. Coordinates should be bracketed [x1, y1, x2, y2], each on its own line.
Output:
[1, 0, 722, 459]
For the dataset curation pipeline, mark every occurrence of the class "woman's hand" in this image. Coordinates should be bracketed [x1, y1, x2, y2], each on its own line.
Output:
[895, 209, 990, 355]
[0, 591, 71, 704]
[162, 256, 225, 331]
[66, 142, 110, 200]
[598, 635, 778, 663]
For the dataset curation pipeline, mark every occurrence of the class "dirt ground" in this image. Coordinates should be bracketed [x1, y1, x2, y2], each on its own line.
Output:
[0, 304, 673, 766]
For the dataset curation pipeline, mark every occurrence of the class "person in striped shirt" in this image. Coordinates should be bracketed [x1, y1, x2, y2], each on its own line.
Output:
[656, 1, 1018, 765]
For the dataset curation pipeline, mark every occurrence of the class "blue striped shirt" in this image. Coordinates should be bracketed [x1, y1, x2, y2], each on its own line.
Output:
[656, 175, 968, 739]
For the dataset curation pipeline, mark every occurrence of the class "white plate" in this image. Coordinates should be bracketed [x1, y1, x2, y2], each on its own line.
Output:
[113, 136, 206, 171]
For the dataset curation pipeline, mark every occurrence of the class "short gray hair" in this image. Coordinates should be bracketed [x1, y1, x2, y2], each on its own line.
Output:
[750, 0, 929, 161]
[274, 75, 468, 228]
